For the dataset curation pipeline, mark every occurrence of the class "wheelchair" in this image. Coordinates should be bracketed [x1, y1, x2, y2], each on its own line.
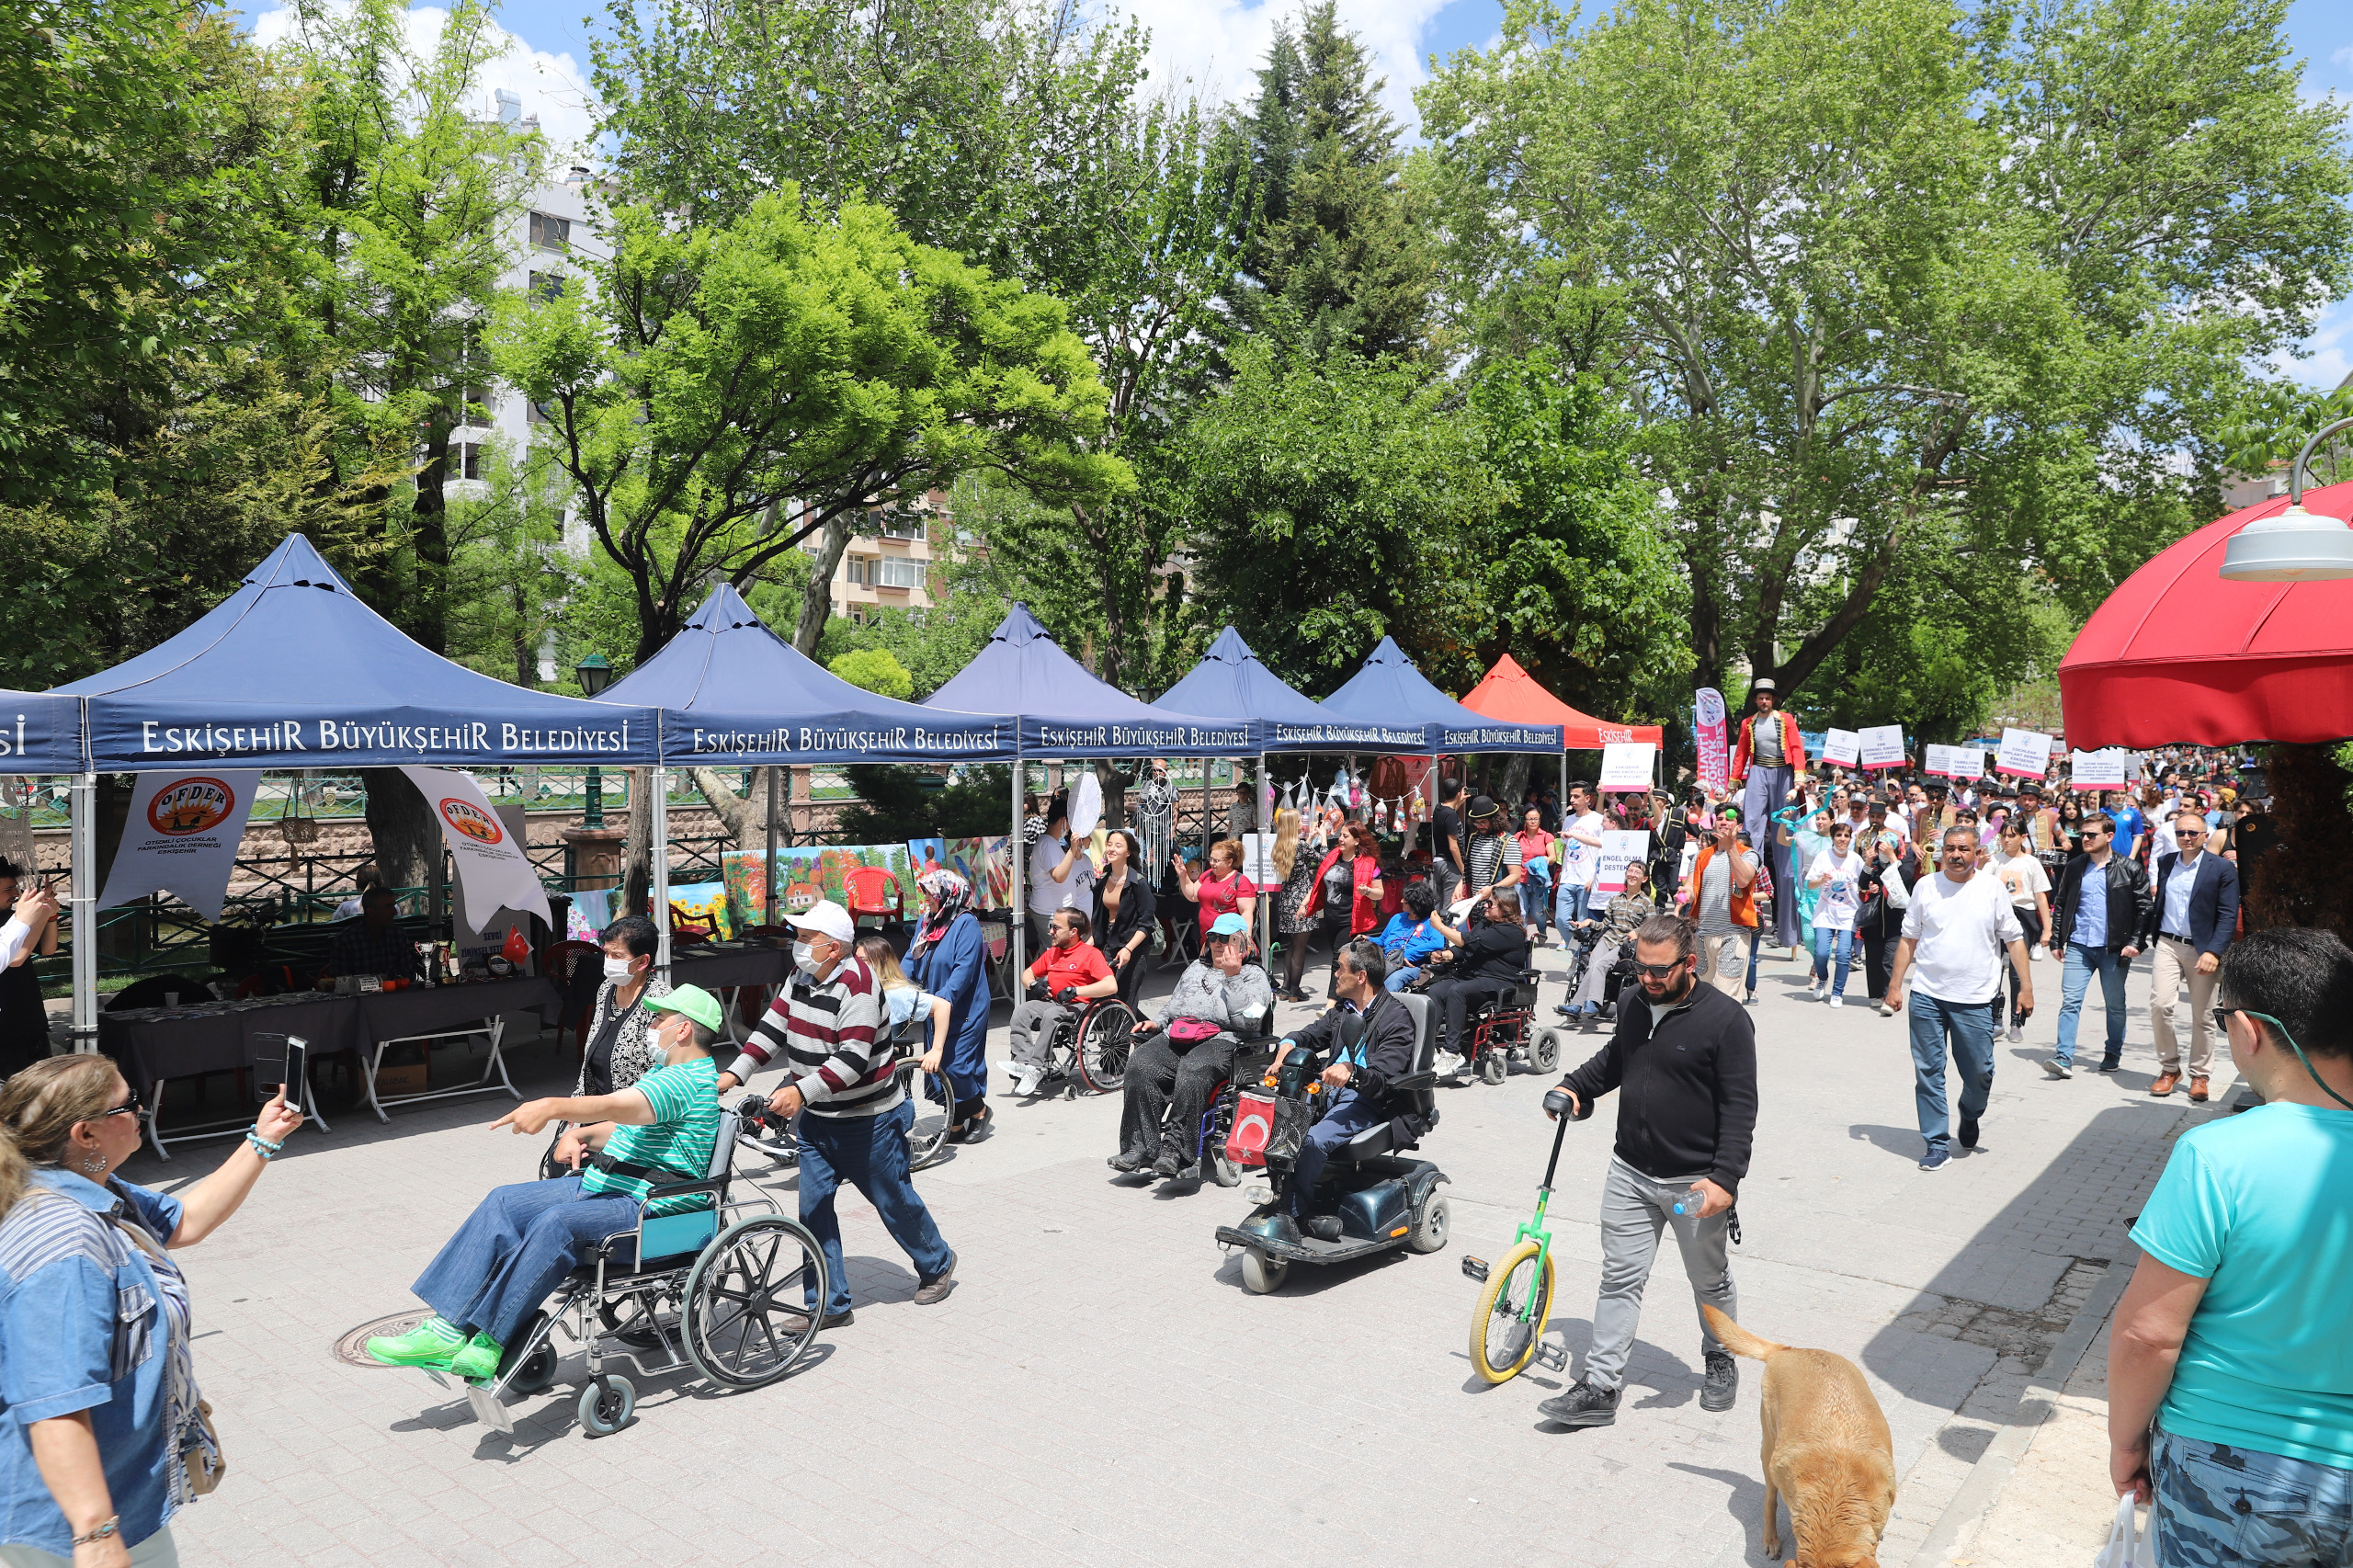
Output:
[1027, 985, 1136, 1097]
[1457, 967, 1563, 1085]
[433, 1100, 831, 1438]
[1122, 984, 1278, 1187]
[1214, 992, 1450, 1293]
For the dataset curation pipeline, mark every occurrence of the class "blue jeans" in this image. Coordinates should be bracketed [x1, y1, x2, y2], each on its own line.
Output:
[2056, 943, 2129, 1065]
[1745, 926, 1762, 994]
[1384, 966, 1421, 993]
[1907, 993, 1995, 1155]
[1284, 1085, 1386, 1215]
[1558, 883, 1592, 928]
[2153, 1425, 2353, 1566]
[1522, 876, 1559, 935]
[796, 1102, 952, 1314]
[412, 1175, 642, 1346]
[1812, 926, 1855, 995]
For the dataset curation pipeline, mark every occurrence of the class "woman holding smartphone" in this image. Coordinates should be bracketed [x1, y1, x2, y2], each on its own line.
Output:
[0, 1055, 298, 1565]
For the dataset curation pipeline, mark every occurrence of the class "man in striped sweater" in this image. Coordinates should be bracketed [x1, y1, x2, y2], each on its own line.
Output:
[717, 900, 956, 1328]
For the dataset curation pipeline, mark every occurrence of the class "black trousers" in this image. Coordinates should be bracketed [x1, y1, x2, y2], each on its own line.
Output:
[1119, 1030, 1240, 1162]
[1427, 974, 1513, 1054]
[1860, 921, 1897, 999]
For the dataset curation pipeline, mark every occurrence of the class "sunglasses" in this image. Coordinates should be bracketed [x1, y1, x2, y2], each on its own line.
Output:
[99, 1092, 145, 1123]
[1633, 960, 1688, 979]
[2176, 828, 2205, 838]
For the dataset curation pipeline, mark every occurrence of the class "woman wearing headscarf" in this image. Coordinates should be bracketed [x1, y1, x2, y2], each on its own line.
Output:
[904, 868, 994, 1144]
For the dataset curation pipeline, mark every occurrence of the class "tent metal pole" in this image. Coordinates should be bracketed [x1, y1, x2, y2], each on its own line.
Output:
[1256, 752, 1270, 960]
[1010, 757, 1025, 981]
[763, 764, 779, 928]
[70, 771, 96, 1054]
[650, 766, 671, 980]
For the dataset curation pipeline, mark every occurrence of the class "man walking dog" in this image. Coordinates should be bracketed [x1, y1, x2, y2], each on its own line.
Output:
[1539, 912, 1758, 1429]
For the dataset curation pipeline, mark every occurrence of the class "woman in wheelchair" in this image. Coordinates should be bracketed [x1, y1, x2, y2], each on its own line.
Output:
[1560, 860, 1657, 1020]
[1419, 890, 1533, 1073]
[1378, 880, 1457, 992]
[1264, 938, 1419, 1240]
[1111, 913, 1273, 1177]
[364, 985, 730, 1382]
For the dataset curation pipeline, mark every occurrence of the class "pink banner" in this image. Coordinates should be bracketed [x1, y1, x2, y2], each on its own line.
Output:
[1695, 687, 1728, 793]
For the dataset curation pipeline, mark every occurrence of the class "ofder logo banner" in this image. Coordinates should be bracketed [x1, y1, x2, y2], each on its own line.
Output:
[401, 766, 551, 937]
[97, 770, 261, 921]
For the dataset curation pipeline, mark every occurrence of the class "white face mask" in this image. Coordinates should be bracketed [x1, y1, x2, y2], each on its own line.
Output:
[791, 940, 815, 972]
[603, 956, 637, 982]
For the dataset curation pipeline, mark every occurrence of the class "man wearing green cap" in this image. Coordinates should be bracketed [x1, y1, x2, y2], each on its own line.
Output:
[364, 983, 731, 1381]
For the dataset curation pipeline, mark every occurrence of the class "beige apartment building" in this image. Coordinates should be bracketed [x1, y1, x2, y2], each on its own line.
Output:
[819, 489, 973, 624]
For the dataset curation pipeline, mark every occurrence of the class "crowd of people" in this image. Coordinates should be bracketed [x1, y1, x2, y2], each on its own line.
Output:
[0, 722, 2319, 1568]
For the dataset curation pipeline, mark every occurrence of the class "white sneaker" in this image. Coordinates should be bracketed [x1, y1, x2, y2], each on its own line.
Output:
[1828, 994, 1844, 1009]
[1010, 1065, 1042, 1096]
[2006, 1022, 2023, 1043]
[1809, 981, 1824, 1000]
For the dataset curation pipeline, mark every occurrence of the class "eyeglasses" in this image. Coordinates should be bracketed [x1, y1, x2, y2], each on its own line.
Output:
[2082, 828, 2109, 838]
[2176, 828, 2204, 838]
[99, 1093, 144, 1123]
[1632, 960, 1688, 979]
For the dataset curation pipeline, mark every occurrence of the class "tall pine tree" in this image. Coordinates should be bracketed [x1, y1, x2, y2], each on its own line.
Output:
[1230, 2, 1429, 361]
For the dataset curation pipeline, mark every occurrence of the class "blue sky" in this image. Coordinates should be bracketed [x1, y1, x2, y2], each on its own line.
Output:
[246, 0, 2353, 384]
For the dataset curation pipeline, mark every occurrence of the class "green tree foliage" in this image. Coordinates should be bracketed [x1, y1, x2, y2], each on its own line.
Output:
[1178, 344, 1497, 693]
[1419, 0, 2353, 718]
[492, 188, 1131, 664]
[1229, 1, 1430, 360]
[273, 0, 542, 650]
[827, 648, 915, 700]
[832, 765, 1014, 844]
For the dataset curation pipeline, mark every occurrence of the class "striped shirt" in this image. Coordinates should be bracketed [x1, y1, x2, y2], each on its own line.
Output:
[581, 1054, 721, 1215]
[731, 954, 900, 1119]
[1466, 830, 1524, 893]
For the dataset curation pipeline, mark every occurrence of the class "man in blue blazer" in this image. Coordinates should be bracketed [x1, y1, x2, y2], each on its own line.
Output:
[2136, 809, 2240, 1101]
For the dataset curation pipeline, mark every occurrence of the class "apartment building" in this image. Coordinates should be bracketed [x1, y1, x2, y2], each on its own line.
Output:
[816, 492, 969, 624]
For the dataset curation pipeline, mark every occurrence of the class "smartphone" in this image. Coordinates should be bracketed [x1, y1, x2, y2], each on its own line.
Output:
[252, 1033, 308, 1119]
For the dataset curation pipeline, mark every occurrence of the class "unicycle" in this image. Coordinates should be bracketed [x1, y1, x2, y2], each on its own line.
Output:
[1461, 1085, 1589, 1383]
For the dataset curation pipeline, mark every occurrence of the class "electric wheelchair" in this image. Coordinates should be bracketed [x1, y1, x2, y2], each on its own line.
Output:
[1116, 978, 1279, 1187]
[433, 1099, 830, 1437]
[1213, 992, 1451, 1293]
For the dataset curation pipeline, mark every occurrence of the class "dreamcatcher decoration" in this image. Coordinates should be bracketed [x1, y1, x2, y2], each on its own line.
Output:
[0, 778, 35, 878]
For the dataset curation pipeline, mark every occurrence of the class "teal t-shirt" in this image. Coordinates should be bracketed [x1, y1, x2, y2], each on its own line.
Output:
[2131, 1102, 2353, 1467]
[581, 1054, 720, 1217]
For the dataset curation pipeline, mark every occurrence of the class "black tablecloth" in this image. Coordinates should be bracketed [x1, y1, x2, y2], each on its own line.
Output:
[670, 945, 790, 992]
[98, 976, 565, 1100]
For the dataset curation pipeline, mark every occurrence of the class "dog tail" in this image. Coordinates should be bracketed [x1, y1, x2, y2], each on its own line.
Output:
[1703, 1304, 1785, 1362]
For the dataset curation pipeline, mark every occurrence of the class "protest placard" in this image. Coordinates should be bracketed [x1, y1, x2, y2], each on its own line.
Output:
[1859, 725, 1907, 769]
[1598, 742, 1657, 792]
[1822, 729, 1861, 767]
[1597, 830, 1650, 894]
[1995, 728, 2054, 778]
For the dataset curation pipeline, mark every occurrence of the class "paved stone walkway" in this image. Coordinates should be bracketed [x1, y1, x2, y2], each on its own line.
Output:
[131, 937, 2211, 1567]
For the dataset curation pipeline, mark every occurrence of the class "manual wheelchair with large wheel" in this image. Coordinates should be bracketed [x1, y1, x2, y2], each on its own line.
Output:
[1214, 993, 1451, 1293]
[1457, 967, 1563, 1086]
[1025, 985, 1136, 1097]
[434, 1101, 830, 1437]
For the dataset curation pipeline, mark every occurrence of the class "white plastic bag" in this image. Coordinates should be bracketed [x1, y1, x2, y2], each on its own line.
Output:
[1881, 864, 1912, 909]
[2094, 1494, 2156, 1568]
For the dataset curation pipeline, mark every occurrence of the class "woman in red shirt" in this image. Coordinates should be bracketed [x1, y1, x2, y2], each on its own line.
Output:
[1173, 838, 1256, 950]
[1303, 822, 1392, 994]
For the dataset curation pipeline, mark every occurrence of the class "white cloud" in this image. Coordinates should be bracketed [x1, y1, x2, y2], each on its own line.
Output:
[2268, 296, 2353, 391]
[1117, 0, 1463, 131]
[249, 2, 597, 162]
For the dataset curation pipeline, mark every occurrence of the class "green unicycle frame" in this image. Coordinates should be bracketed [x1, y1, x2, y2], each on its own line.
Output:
[1463, 1085, 1585, 1380]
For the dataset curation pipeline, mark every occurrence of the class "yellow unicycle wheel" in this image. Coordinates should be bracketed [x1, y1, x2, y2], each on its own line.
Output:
[1469, 1239, 1555, 1383]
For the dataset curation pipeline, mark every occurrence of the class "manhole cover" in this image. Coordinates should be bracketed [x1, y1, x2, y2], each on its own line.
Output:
[333, 1311, 431, 1369]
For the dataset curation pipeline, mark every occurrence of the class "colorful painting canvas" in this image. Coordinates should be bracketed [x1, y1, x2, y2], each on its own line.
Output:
[722, 843, 916, 926]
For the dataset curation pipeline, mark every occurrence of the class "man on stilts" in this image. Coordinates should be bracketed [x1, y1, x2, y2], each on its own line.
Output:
[1730, 679, 1807, 954]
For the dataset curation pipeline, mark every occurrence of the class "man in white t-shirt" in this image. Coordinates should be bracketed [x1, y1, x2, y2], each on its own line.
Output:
[1025, 793, 1095, 960]
[1884, 825, 2033, 1173]
[1561, 781, 1607, 927]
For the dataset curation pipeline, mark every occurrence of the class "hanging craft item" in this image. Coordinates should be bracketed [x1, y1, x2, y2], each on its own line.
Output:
[279, 773, 322, 846]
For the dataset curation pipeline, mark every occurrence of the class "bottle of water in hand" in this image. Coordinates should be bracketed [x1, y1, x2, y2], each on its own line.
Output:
[1672, 1187, 1704, 1218]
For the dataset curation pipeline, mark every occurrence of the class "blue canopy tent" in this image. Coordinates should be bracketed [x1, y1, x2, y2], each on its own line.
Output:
[0, 690, 86, 774]
[926, 605, 1259, 972]
[51, 534, 663, 1043]
[1319, 636, 1563, 755]
[606, 584, 1015, 951]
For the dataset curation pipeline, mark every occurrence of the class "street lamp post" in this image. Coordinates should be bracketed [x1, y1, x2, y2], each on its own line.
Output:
[2222, 415, 2353, 582]
[575, 653, 613, 828]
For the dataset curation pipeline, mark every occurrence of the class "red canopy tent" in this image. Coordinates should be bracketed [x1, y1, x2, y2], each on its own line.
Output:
[1459, 653, 1665, 749]
[2059, 478, 2353, 749]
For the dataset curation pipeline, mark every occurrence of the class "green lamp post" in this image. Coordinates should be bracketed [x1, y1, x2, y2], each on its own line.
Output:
[574, 653, 614, 828]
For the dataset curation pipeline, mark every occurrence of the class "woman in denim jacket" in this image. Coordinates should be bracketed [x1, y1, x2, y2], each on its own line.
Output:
[0, 1056, 296, 1566]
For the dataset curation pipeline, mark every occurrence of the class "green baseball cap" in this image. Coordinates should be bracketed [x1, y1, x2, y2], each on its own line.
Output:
[644, 983, 724, 1036]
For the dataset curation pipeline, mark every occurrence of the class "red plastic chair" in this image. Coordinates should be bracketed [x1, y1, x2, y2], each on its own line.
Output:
[844, 865, 904, 925]
[668, 903, 719, 945]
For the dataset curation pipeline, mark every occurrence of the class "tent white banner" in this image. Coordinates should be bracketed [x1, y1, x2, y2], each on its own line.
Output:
[401, 766, 551, 937]
[97, 770, 262, 921]
[1858, 725, 1907, 769]
[1821, 729, 1861, 767]
[1995, 727, 2054, 778]
[1598, 742, 1656, 793]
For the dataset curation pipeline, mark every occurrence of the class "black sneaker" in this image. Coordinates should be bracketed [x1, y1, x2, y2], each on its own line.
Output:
[1537, 1380, 1620, 1428]
[1700, 1350, 1739, 1412]
[2097, 1055, 2121, 1073]
[1958, 1114, 1980, 1150]
[1151, 1149, 1187, 1178]
[1302, 1214, 1343, 1243]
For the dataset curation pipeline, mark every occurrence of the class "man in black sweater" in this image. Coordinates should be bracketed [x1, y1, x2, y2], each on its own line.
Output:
[1268, 938, 1421, 1239]
[1538, 912, 1759, 1430]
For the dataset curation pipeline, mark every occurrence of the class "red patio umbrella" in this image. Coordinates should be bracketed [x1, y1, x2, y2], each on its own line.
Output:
[1459, 654, 1664, 749]
[2059, 478, 2353, 749]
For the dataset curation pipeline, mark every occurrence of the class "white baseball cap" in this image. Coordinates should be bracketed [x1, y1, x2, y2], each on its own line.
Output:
[786, 899, 856, 945]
